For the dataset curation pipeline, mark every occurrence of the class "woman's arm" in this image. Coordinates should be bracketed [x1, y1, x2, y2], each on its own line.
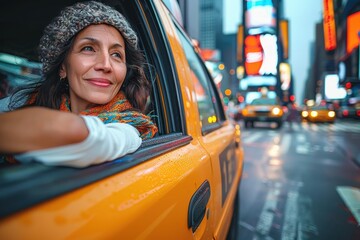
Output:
[14, 116, 142, 168]
[0, 107, 89, 154]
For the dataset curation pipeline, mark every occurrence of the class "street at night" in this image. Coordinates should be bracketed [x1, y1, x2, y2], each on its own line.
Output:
[237, 119, 360, 240]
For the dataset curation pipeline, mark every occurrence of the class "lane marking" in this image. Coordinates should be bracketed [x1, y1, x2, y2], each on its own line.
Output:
[310, 124, 318, 131]
[296, 145, 309, 154]
[243, 132, 262, 144]
[281, 134, 291, 155]
[295, 134, 309, 154]
[239, 221, 256, 232]
[292, 124, 300, 131]
[298, 196, 319, 239]
[337, 186, 360, 225]
[296, 134, 306, 143]
[281, 191, 299, 240]
[301, 122, 309, 131]
[254, 186, 280, 237]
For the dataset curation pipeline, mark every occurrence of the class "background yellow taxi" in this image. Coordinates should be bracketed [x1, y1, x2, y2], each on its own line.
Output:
[301, 105, 336, 123]
[242, 97, 284, 128]
[0, 1, 244, 239]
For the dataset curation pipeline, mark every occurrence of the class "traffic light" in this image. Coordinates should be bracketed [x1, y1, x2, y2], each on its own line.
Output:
[237, 95, 244, 103]
[289, 95, 295, 102]
[345, 82, 352, 89]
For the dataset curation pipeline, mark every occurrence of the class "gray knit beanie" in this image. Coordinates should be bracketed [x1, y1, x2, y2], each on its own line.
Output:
[39, 1, 138, 75]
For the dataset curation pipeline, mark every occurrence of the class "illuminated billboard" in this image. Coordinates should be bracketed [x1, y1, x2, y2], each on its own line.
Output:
[279, 62, 291, 91]
[324, 74, 346, 100]
[346, 11, 360, 54]
[237, 25, 244, 63]
[244, 0, 277, 35]
[279, 20, 289, 59]
[244, 34, 278, 76]
[323, 0, 337, 51]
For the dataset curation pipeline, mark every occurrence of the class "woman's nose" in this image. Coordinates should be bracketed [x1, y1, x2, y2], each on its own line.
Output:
[94, 51, 111, 72]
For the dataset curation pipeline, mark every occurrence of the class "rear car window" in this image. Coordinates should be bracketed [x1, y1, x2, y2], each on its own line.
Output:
[251, 98, 277, 105]
[173, 24, 226, 133]
[0, 53, 42, 111]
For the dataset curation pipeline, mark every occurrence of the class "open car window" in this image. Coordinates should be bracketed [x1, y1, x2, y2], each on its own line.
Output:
[170, 19, 227, 135]
[0, 0, 192, 217]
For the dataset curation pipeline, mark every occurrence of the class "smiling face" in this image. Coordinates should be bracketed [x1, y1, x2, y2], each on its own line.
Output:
[60, 24, 127, 113]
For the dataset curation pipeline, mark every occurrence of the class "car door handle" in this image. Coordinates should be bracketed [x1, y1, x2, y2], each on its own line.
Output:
[188, 180, 211, 232]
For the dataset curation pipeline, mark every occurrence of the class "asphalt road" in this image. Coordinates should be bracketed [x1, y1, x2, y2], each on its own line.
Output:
[236, 119, 360, 240]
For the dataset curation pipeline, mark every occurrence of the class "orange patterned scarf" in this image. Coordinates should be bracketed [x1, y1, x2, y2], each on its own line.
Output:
[60, 91, 158, 139]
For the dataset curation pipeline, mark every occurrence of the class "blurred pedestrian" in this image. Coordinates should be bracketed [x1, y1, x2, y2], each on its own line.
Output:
[286, 101, 297, 129]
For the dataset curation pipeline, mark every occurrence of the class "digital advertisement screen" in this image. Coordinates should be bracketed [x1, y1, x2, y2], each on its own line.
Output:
[279, 20, 289, 59]
[240, 76, 277, 90]
[279, 62, 291, 91]
[324, 74, 346, 100]
[245, 0, 277, 35]
[237, 25, 244, 63]
[244, 34, 278, 76]
[346, 11, 360, 54]
[323, 0, 337, 51]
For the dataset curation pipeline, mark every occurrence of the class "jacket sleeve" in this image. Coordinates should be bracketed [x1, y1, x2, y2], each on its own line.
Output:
[14, 116, 142, 168]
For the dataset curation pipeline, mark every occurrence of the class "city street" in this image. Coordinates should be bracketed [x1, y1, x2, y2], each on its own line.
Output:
[237, 119, 360, 240]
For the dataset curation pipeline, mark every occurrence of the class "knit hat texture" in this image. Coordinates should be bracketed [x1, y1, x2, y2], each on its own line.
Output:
[39, 1, 138, 75]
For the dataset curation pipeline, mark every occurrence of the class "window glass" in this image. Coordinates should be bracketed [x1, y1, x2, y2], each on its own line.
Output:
[0, 53, 42, 111]
[174, 27, 220, 130]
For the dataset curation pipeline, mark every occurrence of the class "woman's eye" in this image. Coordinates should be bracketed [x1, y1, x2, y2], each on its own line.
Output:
[82, 46, 94, 52]
[111, 52, 122, 59]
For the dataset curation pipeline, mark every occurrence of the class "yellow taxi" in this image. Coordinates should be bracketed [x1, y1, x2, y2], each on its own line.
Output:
[242, 97, 284, 128]
[301, 105, 336, 123]
[0, 1, 244, 239]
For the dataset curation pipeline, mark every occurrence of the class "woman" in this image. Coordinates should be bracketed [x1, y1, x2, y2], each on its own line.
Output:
[0, 1, 158, 167]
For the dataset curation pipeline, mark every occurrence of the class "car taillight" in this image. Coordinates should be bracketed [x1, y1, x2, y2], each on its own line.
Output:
[356, 110, 360, 117]
[343, 110, 349, 116]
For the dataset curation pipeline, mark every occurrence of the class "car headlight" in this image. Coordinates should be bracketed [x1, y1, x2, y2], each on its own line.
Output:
[302, 111, 308, 117]
[310, 111, 318, 117]
[272, 107, 281, 115]
[328, 111, 335, 118]
[242, 109, 253, 116]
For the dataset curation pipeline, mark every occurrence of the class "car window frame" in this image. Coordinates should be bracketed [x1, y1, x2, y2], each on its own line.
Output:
[169, 17, 227, 135]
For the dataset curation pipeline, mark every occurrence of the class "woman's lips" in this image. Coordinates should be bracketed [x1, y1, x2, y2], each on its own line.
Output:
[88, 79, 111, 87]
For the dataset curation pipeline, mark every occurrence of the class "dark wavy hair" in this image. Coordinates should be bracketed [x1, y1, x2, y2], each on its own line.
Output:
[10, 32, 151, 113]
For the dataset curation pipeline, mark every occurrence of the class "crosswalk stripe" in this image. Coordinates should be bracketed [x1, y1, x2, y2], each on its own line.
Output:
[292, 123, 300, 131]
[240, 121, 360, 145]
[295, 133, 310, 154]
[281, 191, 299, 240]
[241, 120, 360, 133]
[254, 184, 281, 238]
[281, 134, 291, 155]
[297, 122, 360, 133]
[310, 124, 318, 131]
[243, 132, 262, 144]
